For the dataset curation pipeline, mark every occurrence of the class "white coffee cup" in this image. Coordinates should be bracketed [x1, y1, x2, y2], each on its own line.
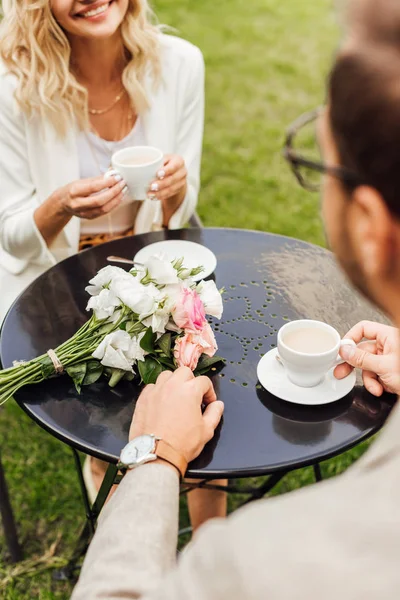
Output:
[277, 319, 356, 388]
[110, 146, 163, 201]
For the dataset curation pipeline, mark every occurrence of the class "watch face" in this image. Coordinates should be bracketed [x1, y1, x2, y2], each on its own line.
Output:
[121, 435, 155, 465]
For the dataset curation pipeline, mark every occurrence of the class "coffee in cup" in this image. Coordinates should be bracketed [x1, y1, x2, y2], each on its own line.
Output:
[109, 146, 163, 201]
[277, 319, 356, 388]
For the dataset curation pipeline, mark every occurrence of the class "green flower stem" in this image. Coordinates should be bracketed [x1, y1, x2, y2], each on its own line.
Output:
[0, 307, 152, 404]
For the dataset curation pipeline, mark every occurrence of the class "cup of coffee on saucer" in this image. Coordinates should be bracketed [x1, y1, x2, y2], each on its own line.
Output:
[277, 319, 356, 388]
[108, 146, 163, 201]
[257, 319, 357, 406]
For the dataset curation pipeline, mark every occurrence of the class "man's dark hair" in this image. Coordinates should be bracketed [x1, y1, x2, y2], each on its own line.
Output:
[329, 45, 400, 217]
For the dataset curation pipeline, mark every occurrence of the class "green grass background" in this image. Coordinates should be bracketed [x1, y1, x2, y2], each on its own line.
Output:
[0, 1, 366, 597]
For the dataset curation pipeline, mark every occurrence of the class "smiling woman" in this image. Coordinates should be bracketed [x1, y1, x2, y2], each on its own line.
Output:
[0, 0, 223, 543]
[0, 0, 204, 319]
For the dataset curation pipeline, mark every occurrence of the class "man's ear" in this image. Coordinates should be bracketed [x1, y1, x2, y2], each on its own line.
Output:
[349, 185, 397, 278]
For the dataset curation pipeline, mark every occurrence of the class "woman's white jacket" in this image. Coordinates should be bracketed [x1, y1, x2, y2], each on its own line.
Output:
[0, 34, 204, 322]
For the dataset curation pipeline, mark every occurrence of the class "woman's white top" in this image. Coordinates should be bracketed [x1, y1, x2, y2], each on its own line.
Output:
[0, 35, 204, 322]
[78, 118, 145, 234]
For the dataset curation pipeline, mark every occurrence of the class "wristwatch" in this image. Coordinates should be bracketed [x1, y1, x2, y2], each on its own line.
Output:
[117, 434, 187, 479]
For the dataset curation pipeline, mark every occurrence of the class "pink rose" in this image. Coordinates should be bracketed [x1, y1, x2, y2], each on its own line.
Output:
[173, 324, 218, 371]
[172, 288, 206, 332]
[174, 333, 203, 370]
[197, 322, 217, 357]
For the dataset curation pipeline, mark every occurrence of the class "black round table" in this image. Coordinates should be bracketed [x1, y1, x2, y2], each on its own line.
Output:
[0, 228, 394, 480]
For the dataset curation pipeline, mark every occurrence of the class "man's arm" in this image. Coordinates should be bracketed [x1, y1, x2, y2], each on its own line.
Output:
[71, 463, 180, 600]
[72, 368, 224, 599]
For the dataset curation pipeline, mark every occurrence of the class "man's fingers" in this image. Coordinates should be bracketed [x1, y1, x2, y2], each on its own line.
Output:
[362, 371, 384, 397]
[343, 320, 389, 344]
[202, 400, 224, 441]
[171, 366, 195, 383]
[334, 362, 353, 380]
[155, 370, 173, 386]
[192, 375, 217, 405]
[339, 343, 383, 374]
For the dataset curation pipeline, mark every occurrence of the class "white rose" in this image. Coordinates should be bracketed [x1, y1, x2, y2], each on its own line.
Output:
[86, 289, 121, 320]
[85, 265, 131, 296]
[145, 255, 179, 285]
[126, 332, 147, 363]
[196, 280, 223, 319]
[111, 277, 159, 316]
[92, 330, 133, 371]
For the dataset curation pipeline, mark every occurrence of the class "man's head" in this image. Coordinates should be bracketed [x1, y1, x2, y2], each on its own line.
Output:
[318, 0, 400, 319]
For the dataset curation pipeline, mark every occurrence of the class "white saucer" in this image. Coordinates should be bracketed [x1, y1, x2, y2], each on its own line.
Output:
[134, 240, 217, 282]
[257, 348, 356, 405]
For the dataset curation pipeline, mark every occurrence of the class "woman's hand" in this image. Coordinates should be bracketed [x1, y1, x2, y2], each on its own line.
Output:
[334, 321, 400, 396]
[56, 174, 127, 220]
[35, 174, 127, 246]
[147, 154, 187, 225]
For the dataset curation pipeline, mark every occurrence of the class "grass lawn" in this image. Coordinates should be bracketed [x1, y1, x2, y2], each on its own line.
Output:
[0, 0, 367, 597]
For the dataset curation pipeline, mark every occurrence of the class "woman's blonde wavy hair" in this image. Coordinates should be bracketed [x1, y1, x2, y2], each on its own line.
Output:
[0, 0, 162, 136]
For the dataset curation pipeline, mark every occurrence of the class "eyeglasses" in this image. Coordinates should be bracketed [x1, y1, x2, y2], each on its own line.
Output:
[283, 107, 363, 192]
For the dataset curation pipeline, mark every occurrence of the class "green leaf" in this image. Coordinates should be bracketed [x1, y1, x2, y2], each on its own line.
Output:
[66, 362, 88, 393]
[194, 354, 225, 376]
[140, 327, 156, 353]
[157, 332, 172, 357]
[82, 360, 103, 386]
[119, 322, 127, 331]
[38, 356, 56, 379]
[109, 368, 127, 388]
[157, 356, 175, 370]
[138, 357, 163, 384]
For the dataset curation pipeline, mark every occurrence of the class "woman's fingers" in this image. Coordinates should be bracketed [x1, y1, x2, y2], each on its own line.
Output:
[158, 155, 184, 178]
[70, 175, 122, 199]
[148, 170, 186, 201]
[78, 189, 125, 219]
[147, 155, 186, 201]
[69, 180, 127, 214]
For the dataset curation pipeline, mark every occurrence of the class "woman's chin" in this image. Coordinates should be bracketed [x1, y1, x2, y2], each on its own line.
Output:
[69, 19, 123, 41]
[67, 1, 126, 41]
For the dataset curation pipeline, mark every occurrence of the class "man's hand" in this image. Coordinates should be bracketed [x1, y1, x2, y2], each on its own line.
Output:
[129, 367, 224, 464]
[334, 321, 400, 396]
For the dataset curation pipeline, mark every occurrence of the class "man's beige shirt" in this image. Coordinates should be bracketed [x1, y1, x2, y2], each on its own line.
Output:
[72, 400, 400, 599]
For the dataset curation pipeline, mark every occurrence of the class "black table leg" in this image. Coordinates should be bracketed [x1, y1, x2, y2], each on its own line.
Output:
[313, 464, 323, 482]
[0, 451, 23, 562]
[54, 459, 118, 581]
[71, 448, 95, 534]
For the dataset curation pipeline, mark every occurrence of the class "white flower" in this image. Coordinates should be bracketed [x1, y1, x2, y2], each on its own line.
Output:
[126, 332, 147, 363]
[86, 289, 121, 320]
[111, 277, 160, 316]
[142, 309, 170, 335]
[85, 265, 130, 296]
[92, 330, 133, 371]
[196, 280, 223, 319]
[177, 268, 190, 280]
[145, 254, 179, 285]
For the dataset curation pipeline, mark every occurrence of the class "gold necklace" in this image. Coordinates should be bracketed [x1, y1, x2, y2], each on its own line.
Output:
[88, 88, 126, 116]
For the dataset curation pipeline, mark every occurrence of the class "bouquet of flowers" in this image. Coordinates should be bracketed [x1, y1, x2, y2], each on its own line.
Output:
[0, 255, 224, 405]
